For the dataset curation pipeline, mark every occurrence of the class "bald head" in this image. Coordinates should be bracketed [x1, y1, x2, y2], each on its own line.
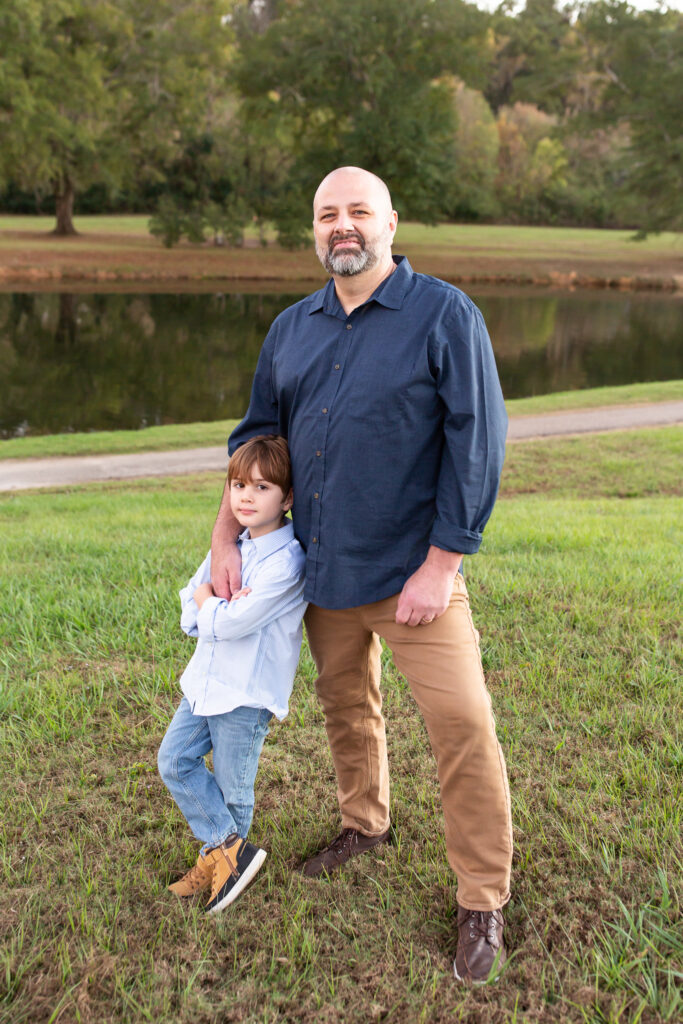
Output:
[313, 166, 393, 218]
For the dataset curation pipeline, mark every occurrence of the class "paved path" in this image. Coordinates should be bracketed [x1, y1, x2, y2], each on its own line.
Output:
[506, 400, 683, 439]
[1, 401, 681, 492]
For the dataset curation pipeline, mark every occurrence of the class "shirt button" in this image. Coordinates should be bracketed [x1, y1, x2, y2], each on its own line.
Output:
[312, 537, 318, 543]
[322, 408, 328, 414]
[334, 364, 340, 370]
[314, 492, 319, 499]
[346, 323, 352, 330]
[316, 451, 321, 457]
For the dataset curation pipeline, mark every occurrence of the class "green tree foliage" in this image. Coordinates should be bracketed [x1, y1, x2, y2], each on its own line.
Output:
[557, 124, 629, 227]
[0, 0, 233, 234]
[496, 102, 568, 219]
[1, 0, 680, 236]
[578, 1, 683, 232]
[487, 0, 584, 115]
[232, 0, 489, 228]
[449, 80, 501, 220]
[0, 1, 125, 233]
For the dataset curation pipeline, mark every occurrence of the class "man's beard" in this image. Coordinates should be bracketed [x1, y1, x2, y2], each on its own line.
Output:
[316, 226, 392, 276]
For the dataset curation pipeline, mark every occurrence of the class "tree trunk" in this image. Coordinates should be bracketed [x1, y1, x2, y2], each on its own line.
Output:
[52, 177, 78, 235]
[55, 294, 77, 346]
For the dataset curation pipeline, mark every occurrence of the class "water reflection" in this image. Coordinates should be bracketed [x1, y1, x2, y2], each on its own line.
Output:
[0, 292, 281, 437]
[0, 288, 681, 437]
[478, 291, 682, 396]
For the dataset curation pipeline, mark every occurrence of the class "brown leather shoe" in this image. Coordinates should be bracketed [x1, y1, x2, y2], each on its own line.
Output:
[301, 827, 391, 877]
[454, 905, 506, 983]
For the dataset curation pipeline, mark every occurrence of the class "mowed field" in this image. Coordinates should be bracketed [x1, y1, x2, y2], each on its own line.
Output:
[1, 426, 681, 1023]
[0, 216, 681, 288]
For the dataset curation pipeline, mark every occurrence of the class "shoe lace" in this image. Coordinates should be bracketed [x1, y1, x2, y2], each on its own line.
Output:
[184, 861, 212, 892]
[465, 911, 501, 948]
[328, 828, 358, 854]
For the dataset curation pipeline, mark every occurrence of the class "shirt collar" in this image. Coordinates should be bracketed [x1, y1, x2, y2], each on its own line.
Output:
[238, 519, 295, 560]
[307, 255, 413, 316]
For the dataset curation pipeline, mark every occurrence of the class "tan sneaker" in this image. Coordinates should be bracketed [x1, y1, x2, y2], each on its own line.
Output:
[168, 849, 214, 898]
[204, 833, 267, 915]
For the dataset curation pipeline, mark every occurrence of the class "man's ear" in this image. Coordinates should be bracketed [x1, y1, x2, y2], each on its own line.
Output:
[282, 488, 294, 513]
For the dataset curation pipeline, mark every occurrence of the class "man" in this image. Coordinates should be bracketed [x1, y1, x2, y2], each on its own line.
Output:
[211, 166, 512, 983]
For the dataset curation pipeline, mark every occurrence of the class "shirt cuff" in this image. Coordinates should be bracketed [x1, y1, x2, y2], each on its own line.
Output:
[180, 597, 200, 637]
[429, 523, 482, 555]
[196, 595, 226, 640]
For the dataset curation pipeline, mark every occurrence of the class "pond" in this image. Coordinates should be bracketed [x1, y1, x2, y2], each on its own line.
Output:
[1, 285, 681, 437]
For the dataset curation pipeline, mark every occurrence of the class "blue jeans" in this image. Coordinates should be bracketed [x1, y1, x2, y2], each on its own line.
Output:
[158, 698, 273, 851]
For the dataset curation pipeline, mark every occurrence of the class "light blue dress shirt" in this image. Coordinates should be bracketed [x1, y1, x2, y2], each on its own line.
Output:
[178, 521, 307, 721]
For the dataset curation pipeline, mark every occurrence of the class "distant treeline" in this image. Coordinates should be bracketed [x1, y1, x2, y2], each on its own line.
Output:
[1, 0, 681, 241]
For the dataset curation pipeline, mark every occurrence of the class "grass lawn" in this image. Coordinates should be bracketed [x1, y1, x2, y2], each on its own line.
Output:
[1, 216, 681, 287]
[1, 429, 681, 1023]
[1, 381, 681, 461]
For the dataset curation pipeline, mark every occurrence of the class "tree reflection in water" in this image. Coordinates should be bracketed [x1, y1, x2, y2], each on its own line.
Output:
[0, 288, 681, 437]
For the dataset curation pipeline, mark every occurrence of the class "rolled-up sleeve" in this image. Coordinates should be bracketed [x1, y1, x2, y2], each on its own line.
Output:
[429, 306, 507, 555]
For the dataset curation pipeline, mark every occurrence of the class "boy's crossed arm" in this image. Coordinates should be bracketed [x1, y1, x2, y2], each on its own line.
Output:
[180, 556, 252, 639]
[192, 563, 303, 643]
[193, 582, 251, 609]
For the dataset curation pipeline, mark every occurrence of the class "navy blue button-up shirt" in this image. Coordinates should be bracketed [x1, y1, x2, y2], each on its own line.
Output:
[229, 256, 507, 610]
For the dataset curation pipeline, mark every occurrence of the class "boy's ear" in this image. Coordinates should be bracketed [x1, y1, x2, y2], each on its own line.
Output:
[282, 488, 294, 513]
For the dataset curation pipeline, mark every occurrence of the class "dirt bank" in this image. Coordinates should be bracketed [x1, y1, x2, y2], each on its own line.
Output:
[1, 227, 681, 291]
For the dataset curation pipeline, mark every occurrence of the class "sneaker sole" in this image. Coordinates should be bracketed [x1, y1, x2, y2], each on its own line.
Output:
[206, 849, 267, 915]
[453, 962, 500, 984]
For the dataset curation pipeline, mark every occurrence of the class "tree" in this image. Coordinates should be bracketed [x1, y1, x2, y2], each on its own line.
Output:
[487, 0, 585, 115]
[577, 1, 683, 232]
[449, 80, 500, 220]
[232, 0, 490, 227]
[0, 1, 233, 234]
[496, 102, 568, 219]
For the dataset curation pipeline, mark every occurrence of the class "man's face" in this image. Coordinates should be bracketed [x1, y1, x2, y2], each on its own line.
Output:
[313, 171, 397, 277]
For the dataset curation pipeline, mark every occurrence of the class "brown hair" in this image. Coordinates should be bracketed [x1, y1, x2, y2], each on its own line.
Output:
[228, 435, 292, 495]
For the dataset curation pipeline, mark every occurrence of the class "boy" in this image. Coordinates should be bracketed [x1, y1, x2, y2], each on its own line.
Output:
[158, 435, 306, 914]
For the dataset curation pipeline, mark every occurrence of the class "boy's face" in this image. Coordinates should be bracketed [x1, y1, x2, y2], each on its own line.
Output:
[229, 462, 293, 539]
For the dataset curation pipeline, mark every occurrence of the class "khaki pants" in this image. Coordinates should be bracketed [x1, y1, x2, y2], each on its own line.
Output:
[304, 575, 512, 910]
